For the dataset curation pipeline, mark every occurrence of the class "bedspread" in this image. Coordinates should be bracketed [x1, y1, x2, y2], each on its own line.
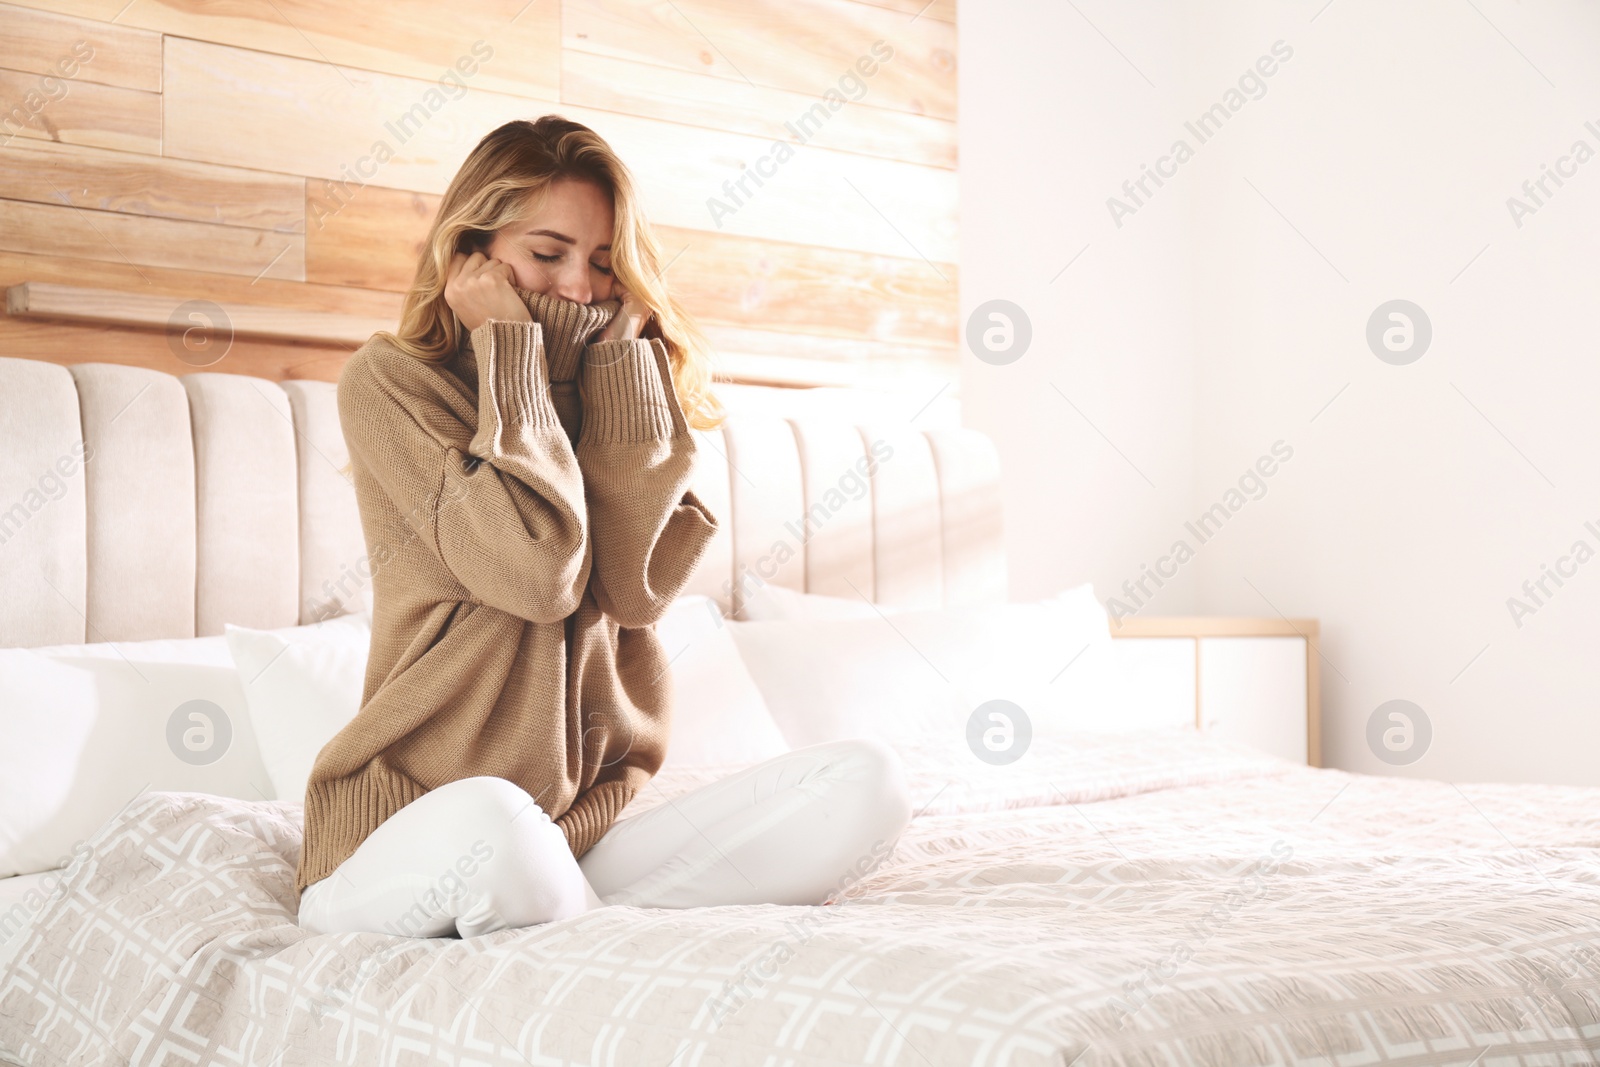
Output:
[5, 729, 1600, 1066]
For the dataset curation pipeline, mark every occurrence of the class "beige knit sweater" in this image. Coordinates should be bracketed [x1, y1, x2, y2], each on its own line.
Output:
[296, 286, 719, 896]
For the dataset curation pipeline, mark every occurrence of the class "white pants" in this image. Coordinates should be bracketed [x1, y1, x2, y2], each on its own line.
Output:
[297, 738, 913, 938]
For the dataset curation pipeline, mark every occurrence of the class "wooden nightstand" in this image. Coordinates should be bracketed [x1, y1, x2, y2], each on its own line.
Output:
[1107, 617, 1322, 766]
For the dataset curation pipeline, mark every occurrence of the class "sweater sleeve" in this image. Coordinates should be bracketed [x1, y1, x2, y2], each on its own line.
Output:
[338, 319, 591, 624]
[574, 336, 719, 629]
[556, 777, 638, 860]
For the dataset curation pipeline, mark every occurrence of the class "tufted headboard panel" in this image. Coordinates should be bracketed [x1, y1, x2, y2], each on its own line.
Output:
[0, 358, 1006, 649]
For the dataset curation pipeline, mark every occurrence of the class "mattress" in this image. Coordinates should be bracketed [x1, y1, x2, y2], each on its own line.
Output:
[4, 729, 1600, 1066]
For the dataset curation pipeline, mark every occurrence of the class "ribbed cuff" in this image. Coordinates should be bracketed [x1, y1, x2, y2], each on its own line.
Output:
[467, 318, 563, 460]
[297, 767, 428, 895]
[578, 337, 683, 445]
[518, 288, 620, 382]
[557, 778, 636, 860]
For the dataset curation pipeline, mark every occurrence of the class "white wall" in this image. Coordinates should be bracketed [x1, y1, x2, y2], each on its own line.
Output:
[959, 0, 1200, 621]
[963, 0, 1600, 785]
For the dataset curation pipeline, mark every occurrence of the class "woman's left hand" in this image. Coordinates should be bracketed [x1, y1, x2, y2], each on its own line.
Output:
[595, 284, 653, 343]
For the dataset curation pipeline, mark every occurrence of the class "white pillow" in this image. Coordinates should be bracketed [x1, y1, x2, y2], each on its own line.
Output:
[727, 583, 1113, 757]
[654, 595, 789, 766]
[735, 583, 916, 622]
[226, 597, 784, 800]
[0, 631, 275, 878]
[224, 610, 373, 805]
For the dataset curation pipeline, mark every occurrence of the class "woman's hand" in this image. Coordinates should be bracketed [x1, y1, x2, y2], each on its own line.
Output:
[444, 251, 532, 333]
[594, 283, 654, 343]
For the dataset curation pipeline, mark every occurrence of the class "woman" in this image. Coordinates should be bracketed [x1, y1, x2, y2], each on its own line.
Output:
[296, 115, 913, 938]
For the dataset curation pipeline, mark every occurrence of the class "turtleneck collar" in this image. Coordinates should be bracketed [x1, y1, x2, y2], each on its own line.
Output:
[457, 286, 622, 383]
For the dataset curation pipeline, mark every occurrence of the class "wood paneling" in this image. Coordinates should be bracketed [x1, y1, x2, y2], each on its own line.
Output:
[0, 65, 159, 152]
[0, 0, 960, 391]
[551, 104, 957, 261]
[0, 249, 394, 382]
[0, 1, 161, 91]
[8, 282, 389, 346]
[660, 225, 956, 346]
[305, 183, 436, 292]
[564, 0, 954, 120]
[0, 249, 399, 319]
[0, 198, 303, 280]
[843, 0, 955, 22]
[161, 36, 528, 195]
[163, 37, 956, 262]
[2, 0, 560, 101]
[307, 183, 956, 349]
[0, 139, 303, 232]
[562, 50, 955, 169]
[0, 311, 354, 381]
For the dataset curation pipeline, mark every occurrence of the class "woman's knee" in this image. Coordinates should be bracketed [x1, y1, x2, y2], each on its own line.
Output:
[831, 738, 913, 833]
[839, 737, 908, 790]
[410, 777, 561, 891]
[807, 740, 910, 903]
[430, 775, 552, 827]
[842, 736, 900, 771]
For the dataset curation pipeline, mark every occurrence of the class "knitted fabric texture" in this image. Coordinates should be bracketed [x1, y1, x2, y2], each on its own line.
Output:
[296, 285, 719, 896]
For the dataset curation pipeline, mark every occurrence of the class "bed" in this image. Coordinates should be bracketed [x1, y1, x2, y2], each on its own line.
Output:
[3, 356, 1600, 1066]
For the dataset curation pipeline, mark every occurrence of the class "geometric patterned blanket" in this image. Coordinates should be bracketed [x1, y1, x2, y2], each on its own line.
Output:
[4, 729, 1599, 1066]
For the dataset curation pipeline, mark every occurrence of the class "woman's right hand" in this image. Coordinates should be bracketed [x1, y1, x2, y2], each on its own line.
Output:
[445, 251, 533, 332]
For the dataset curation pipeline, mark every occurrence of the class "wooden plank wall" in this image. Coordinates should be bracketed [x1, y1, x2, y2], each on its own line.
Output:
[0, 0, 958, 392]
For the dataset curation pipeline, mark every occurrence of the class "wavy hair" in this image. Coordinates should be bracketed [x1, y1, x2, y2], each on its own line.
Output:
[348, 115, 726, 473]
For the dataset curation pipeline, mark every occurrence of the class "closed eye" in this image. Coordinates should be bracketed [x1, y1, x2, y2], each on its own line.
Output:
[532, 251, 613, 276]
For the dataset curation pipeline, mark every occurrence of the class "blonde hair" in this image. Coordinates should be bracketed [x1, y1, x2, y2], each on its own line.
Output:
[340, 115, 726, 476]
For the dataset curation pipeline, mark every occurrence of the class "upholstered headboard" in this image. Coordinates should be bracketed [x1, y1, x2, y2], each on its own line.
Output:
[0, 357, 1006, 649]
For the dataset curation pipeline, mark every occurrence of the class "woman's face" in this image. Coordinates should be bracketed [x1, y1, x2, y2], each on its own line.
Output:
[483, 178, 617, 305]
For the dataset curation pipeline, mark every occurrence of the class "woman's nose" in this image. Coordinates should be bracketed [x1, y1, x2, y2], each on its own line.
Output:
[552, 272, 591, 305]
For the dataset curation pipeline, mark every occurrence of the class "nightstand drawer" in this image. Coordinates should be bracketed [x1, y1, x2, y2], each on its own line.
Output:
[1199, 636, 1308, 764]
